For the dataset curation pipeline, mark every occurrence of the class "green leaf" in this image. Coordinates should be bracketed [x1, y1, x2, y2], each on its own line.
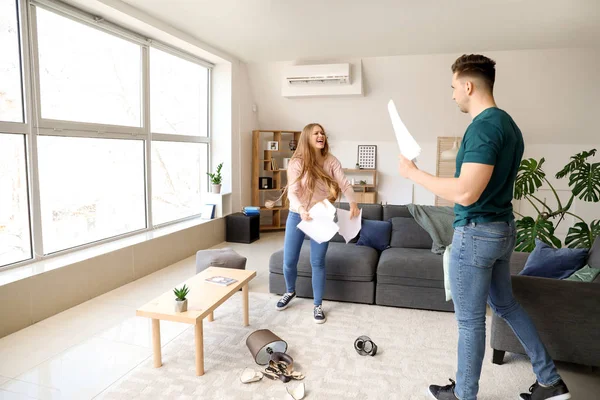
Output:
[555, 149, 596, 179]
[568, 162, 600, 202]
[566, 220, 600, 249]
[173, 284, 190, 300]
[514, 158, 546, 200]
[515, 216, 561, 252]
[207, 162, 224, 185]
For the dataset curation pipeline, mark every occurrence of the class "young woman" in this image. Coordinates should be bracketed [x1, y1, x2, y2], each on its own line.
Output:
[268, 123, 360, 323]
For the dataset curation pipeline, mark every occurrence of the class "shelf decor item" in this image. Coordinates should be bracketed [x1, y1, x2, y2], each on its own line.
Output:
[207, 162, 223, 193]
[357, 145, 377, 169]
[267, 141, 279, 151]
[289, 139, 297, 151]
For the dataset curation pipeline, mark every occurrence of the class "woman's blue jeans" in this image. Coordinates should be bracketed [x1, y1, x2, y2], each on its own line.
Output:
[283, 211, 328, 306]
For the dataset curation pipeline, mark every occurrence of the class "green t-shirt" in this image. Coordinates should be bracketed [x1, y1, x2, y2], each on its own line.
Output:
[453, 107, 524, 227]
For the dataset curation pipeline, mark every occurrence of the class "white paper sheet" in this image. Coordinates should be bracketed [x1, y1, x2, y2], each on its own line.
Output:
[297, 200, 339, 244]
[388, 99, 422, 161]
[297, 219, 339, 244]
[336, 208, 362, 243]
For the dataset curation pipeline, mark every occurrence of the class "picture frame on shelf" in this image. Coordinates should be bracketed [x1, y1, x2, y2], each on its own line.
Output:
[259, 176, 273, 189]
[357, 145, 377, 169]
[267, 141, 279, 151]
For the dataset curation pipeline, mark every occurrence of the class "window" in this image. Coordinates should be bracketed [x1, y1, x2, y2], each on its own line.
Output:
[0, 2, 214, 270]
[35, 7, 141, 127]
[0, 0, 24, 123]
[0, 133, 31, 266]
[150, 48, 209, 136]
[37, 136, 146, 253]
[152, 141, 208, 225]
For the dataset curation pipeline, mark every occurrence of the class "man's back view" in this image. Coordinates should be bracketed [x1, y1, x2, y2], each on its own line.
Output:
[398, 54, 570, 400]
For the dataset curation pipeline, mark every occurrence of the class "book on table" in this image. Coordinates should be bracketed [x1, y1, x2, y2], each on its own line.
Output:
[205, 276, 238, 286]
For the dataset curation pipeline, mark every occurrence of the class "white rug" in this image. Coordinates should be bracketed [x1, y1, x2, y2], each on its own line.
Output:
[98, 292, 535, 400]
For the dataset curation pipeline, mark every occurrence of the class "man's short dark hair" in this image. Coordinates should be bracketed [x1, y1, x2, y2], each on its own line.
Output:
[451, 54, 496, 92]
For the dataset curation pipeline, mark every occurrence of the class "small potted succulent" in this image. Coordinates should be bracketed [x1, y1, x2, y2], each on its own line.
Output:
[173, 284, 190, 312]
[207, 162, 223, 194]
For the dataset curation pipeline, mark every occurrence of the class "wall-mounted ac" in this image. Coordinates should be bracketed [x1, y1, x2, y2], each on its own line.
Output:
[285, 63, 350, 85]
[281, 60, 363, 98]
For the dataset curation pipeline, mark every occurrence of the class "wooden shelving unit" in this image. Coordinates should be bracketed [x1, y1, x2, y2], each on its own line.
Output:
[252, 130, 301, 231]
[343, 168, 378, 204]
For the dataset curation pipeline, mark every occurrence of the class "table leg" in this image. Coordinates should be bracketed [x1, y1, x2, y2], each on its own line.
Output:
[208, 312, 214, 322]
[195, 320, 204, 376]
[243, 283, 249, 326]
[152, 319, 162, 368]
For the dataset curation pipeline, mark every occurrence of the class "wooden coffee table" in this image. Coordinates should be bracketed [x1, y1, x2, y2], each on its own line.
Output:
[136, 267, 256, 376]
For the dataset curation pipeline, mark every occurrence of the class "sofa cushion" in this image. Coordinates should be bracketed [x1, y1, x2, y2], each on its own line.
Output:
[357, 219, 392, 251]
[389, 217, 433, 249]
[383, 204, 412, 220]
[269, 241, 378, 282]
[376, 247, 444, 288]
[565, 265, 600, 282]
[519, 239, 588, 279]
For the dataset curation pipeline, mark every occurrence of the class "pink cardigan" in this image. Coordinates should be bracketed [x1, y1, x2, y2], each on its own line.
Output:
[286, 155, 355, 212]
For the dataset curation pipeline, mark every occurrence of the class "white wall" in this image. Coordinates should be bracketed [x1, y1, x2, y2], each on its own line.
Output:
[245, 48, 600, 217]
[236, 62, 260, 210]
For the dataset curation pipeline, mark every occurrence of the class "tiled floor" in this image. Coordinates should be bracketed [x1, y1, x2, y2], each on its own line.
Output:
[1, 231, 598, 399]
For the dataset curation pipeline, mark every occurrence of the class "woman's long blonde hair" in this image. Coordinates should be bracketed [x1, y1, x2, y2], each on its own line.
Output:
[266, 123, 340, 209]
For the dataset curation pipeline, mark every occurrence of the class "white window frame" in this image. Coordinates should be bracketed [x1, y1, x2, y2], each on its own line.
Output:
[1, 0, 214, 270]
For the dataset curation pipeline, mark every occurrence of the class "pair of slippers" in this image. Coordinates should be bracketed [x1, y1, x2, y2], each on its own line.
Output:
[240, 368, 306, 399]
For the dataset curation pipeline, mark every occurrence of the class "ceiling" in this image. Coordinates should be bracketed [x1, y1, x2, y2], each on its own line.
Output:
[118, 0, 600, 62]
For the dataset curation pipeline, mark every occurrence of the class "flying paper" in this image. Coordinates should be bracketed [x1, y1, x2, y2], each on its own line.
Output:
[388, 99, 421, 161]
[297, 200, 339, 244]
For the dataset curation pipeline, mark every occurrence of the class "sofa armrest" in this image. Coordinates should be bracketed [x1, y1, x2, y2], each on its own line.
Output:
[491, 275, 600, 367]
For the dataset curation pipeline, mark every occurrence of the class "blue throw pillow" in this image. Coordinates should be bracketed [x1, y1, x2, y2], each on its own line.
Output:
[519, 239, 588, 279]
[356, 219, 391, 251]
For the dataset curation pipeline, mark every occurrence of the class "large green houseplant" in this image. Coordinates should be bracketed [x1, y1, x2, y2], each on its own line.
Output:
[514, 149, 599, 252]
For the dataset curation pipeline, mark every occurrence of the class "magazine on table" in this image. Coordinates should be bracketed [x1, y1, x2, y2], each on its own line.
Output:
[205, 275, 238, 286]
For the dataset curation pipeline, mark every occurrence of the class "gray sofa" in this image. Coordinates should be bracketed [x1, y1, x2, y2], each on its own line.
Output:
[491, 236, 600, 368]
[269, 203, 600, 367]
[269, 203, 457, 310]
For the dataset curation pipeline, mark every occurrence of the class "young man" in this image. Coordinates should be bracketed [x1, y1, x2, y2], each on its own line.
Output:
[398, 54, 570, 400]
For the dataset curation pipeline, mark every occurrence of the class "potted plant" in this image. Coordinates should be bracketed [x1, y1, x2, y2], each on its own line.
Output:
[514, 149, 599, 252]
[207, 162, 223, 194]
[173, 284, 190, 312]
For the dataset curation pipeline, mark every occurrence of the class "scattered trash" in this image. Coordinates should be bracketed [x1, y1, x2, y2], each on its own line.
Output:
[244, 329, 307, 397]
[354, 335, 378, 356]
[286, 382, 306, 400]
[240, 367, 264, 384]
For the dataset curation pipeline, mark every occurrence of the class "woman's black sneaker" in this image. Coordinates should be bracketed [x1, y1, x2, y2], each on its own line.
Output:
[276, 292, 296, 310]
[313, 305, 326, 324]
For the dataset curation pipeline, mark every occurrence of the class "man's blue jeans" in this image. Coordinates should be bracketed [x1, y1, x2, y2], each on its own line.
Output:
[283, 211, 328, 306]
[450, 220, 560, 400]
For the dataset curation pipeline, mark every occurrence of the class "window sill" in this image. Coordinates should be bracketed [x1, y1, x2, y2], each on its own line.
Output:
[0, 216, 219, 287]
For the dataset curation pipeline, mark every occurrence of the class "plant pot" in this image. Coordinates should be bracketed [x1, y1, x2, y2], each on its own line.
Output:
[175, 298, 188, 312]
[212, 184, 221, 194]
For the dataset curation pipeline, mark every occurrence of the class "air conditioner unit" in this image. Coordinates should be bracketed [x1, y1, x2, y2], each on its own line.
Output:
[285, 63, 351, 85]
